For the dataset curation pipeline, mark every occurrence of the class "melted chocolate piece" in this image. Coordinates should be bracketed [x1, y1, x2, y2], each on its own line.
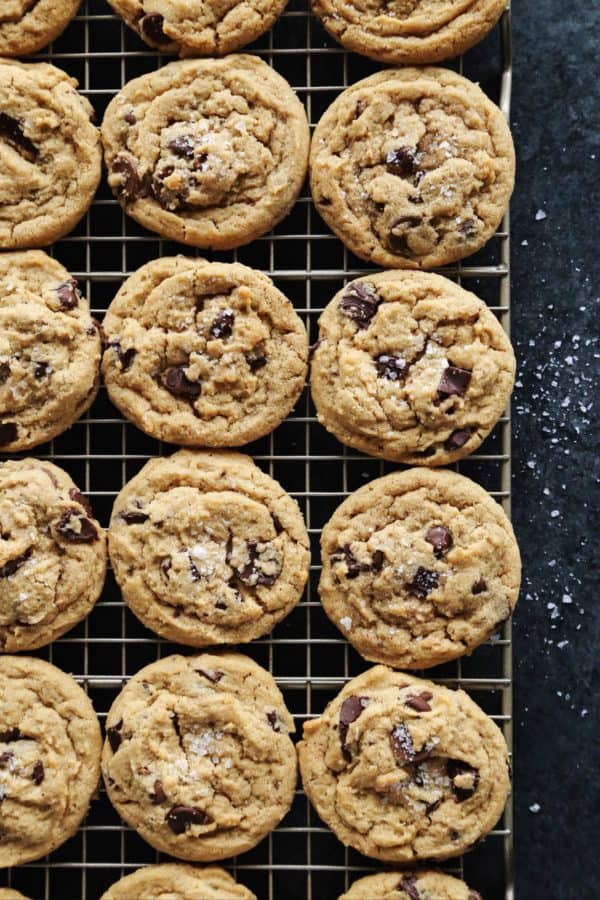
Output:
[332, 544, 371, 579]
[447, 759, 480, 801]
[398, 874, 420, 900]
[169, 135, 195, 158]
[161, 366, 201, 399]
[374, 354, 406, 381]
[69, 489, 93, 517]
[140, 13, 170, 44]
[458, 219, 478, 239]
[0, 728, 20, 743]
[339, 695, 367, 759]
[56, 510, 98, 543]
[34, 362, 50, 379]
[196, 669, 224, 684]
[338, 282, 381, 329]
[390, 723, 434, 764]
[246, 348, 267, 372]
[120, 509, 149, 525]
[111, 154, 143, 202]
[0, 112, 38, 162]
[150, 779, 167, 804]
[267, 711, 282, 732]
[236, 540, 280, 587]
[32, 761, 44, 785]
[404, 692, 433, 713]
[107, 720, 123, 752]
[425, 525, 453, 558]
[472, 577, 488, 594]
[0, 548, 32, 578]
[444, 428, 472, 451]
[406, 567, 439, 598]
[388, 217, 422, 254]
[166, 805, 209, 834]
[0, 751, 14, 767]
[271, 513, 283, 535]
[386, 147, 419, 177]
[55, 278, 81, 310]
[0, 423, 17, 445]
[210, 310, 234, 339]
[371, 549, 385, 572]
[124, 111, 137, 125]
[110, 342, 136, 372]
[437, 365, 471, 400]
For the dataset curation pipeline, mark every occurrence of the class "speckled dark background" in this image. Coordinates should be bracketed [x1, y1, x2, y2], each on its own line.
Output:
[511, 1, 600, 897]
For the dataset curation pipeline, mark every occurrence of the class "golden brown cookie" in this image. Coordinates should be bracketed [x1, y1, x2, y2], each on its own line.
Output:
[100, 863, 256, 900]
[340, 870, 482, 899]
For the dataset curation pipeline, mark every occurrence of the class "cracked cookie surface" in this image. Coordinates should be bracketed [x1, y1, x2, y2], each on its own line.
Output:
[107, 0, 288, 57]
[340, 869, 481, 899]
[101, 863, 257, 899]
[298, 665, 510, 862]
[311, 271, 515, 465]
[0, 0, 80, 57]
[0, 458, 106, 652]
[108, 449, 310, 646]
[319, 467, 520, 669]
[102, 652, 297, 861]
[0, 251, 101, 452]
[0, 655, 101, 867]
[102, 257, 308, 447]
[312, 0, 506, 66]
[101, 56, 309, 249]
[0, 61, 101, 249]
[310, 67, 514, 269]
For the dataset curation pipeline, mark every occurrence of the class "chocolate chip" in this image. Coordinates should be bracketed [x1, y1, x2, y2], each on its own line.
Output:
[109, 342, 136, 372]
[124, 111, 136, 125]
[386, 147, 419, 177]
[168, 135, 195, 158]
[0, 363, 10, 384]
[111, 153, 142, 202]
[390, 723, 434, 764]
[55, 278, 81, 310]
[140, 13, 170, 44]
[196, 669, 224, 684]
[0, 751, 13, 767]
[458, 219, 478, 239]
[437, 366, 471, 399]
[0, 728, 20, 742]
[210, 310, 234, 339]
[0, 548, 32, 578]
[34, 362, 50, 379]
[150, 779, 167, 804]
[472, 577, 487, 594]
[406, 567, 438, 598]
[444, 428, 471, 451]
[120, 509, 149, 525]
[246, 348, 267, 372]
[166, 805, 209, 834]
[236, 540, 280, 587]
[449, 828, 460, 841]
[66, 490, 91, 519]
[425, 525, 453, 559]
[267, 711, 282, 732]
[0, 422, 17, 445]
[447, 759, 480, 801]
[374, 354, 406, 381]
[161, 366, 201, 399]
[338, 282, 381, 329]
[404, 692, 433, 713]
[388, 217, 422, 254]
[371, 550, 384, 572]
[271, 513, 283, 535]
[332, 544, 370, 579]
[398, 874, 420, 900]
[171, 712, 182, 742]
[56, 510, 98, 543]
[107, 720, 123, 752]
[32, 761, 44, 785]
[339, 695, 367, 759]
[354, 99, 365, 118]
[0, 112, 38, 162]
[425, 798, 442, 815]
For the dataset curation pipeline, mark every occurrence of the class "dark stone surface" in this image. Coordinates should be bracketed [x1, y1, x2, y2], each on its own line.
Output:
[511, 1, 600, 897]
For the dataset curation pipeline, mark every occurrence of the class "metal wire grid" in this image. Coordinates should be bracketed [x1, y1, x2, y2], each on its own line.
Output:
[1, 2, 514, 898]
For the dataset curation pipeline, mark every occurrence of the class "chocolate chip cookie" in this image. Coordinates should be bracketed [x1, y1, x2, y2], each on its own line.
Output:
[298, 665, 510, 862]
[319, 467, 520, 669]
[102, 257, 308, 447]
[310, 67, 514, 269]
[0, 251, 101, 452]
[107, 0, 288, 57]
[0, 890, 29, 900]
[311, 271, 515, 464]
[312, 0, 506, 66]
[0, 61, 101, 249]
[0, 0, 80, 57]
[102, 652, 297, 861]
[101, 56, 309, 249]
[108, 449, 309, 646]
[0, 655, 102, 867]
[0, 459, 106, 652]
[101, 864, 257, 900]
[340, 870, 482, 899]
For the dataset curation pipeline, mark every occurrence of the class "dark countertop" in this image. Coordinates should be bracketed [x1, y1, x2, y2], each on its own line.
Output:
[511, 1, 599, 897]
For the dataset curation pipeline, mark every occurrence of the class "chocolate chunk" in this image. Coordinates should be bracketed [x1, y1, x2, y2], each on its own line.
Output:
[339, 695, 367, 759]
[374, 354, 406, 381]
[236, 540, 280, 587]
[0, 112, 38, 162]
[447, 759, 480, 801]
[425, 797, 442, 815]
[166, 805, 209, 834]
[196, 669, 224, 684]
[0, 751, 14, 767]
[271, 513, 283, 535]
[246, 348, 267, 372]
[0, 422, 17, 445]
[388, 217, 422, 254]
[168, 135, 195, 158]
[55, 278, 81, 310]
[107, 720, 123, 752]
[210, 310, 234, 339]
[371, 549, 384, 572]
[444, 428, 472, 451]
[425, 525, 453, 559]
[120, 509, 149, 525]
[140, 13, 170, 44]
[56, 510, 98, 543]
[34, 362, 50, 379]
[124, 111, 137, 125]
[150, 779, 167, 804]
[404, 692, 433, 713]
[0, 363, 10, 384]
[458, 219, 478, 239]
[472, 577, 488, 594]
[115, 345, 136, 372]
[111, 153, 142, 202]
[332, 544, 370, 579]
[437, 366, 471, 399]
[267, 711, 282, 732]
[32, 761, 44, 785]
[161, 366, 201, 399]
[69, 489, 93, 517]
[398, 874, 420, 900]
[338, 282, 381, 329]
[406, 567, 439, 598]
[390, 723, 415, 763]
[0, 548, 32, 578]
[386, 147, 419, 177]
[449, 828, 460, 841]
[0, 728, 20, 742]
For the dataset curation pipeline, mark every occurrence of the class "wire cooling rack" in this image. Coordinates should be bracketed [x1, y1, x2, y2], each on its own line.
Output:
[1, 2, 514, 898]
